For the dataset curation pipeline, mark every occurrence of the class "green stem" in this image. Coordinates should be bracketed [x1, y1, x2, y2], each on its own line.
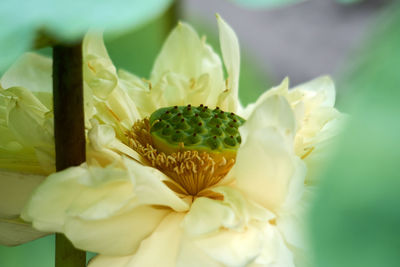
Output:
[52, 43, 86, 266]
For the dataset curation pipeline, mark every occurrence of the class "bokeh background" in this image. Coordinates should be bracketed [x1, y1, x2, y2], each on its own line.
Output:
[1, 0, 399, 266]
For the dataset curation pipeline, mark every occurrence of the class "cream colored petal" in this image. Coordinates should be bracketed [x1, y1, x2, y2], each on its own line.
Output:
[0, 53, 52, 92]
[22, 158, 187, 231]
[183, 197, 237, 236]
[150, 22, 224, 108]
[276, 186, 315, 251]
[301, 115, 346, 184]
[183, 187, 274, 237]
[0, 217, 48, 246]
[289, 75, 335, 108]
[241, 77, 289, 119]
[0, 87, 55, 174]
[216, 15, 240, 112]
[87, 119, 140, 166]
[83, 32, 140, 132]
[193, 225, 264, 267]
[83, 32, 118, 99]
[88, 213, 185, 267]
[123, 158, 189, 212]
[21, 165, 134, 231]
[234, 95, 306, 211]
[250, 224, 295, 267]
[0, 171, 45, 218]
[118, 69, 155, 118]
[64, 206, 171, 256]
[176, 236, 223, 267]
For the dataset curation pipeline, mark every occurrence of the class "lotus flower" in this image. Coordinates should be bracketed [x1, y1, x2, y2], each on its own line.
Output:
[1, 15, 343, 267]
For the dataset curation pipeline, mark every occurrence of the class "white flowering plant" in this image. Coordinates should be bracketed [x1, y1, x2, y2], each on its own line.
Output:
[0, 15, 344, 267]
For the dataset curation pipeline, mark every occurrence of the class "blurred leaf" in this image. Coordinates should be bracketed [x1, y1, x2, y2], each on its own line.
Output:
[0, 0, 172, 72]
[336, 0, 364, 4]
[0, 235, 54, 267]
[231, 0, 365, 8]
[310, 3, 400, 267]
[230, 0, 304, 8]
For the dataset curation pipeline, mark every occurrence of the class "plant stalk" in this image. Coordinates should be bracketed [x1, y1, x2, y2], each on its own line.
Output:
[52, 43, 86, 267]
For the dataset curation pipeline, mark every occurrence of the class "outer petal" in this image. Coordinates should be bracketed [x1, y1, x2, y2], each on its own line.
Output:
[0, 53, 52, 93]
[182, 187, 275, 267]
[83, 32, 140, 137]
[233, 95, 306, 211]
[0, 218, 48, 246]
[216, 15, 241, 112]
[193, 226, 264, 267]
[276, 186, 316, 267]
[288, 76, 335, 108]
[22, 160, 188, 255]
[150, 22, 225, 109]
[0, 87, 55, 174]
[249, 224, 295, 267]
[89, 213, 186, 267]
[0, 171, 45, 218]
[64, 205, 170, 256]
[0, 171, 47, 246]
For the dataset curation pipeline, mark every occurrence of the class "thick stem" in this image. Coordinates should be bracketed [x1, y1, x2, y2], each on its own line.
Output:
[53, 43, 86, 266]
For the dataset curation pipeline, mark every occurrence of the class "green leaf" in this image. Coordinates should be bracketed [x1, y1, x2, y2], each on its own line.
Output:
[310, 3, 400, 267]
[0, 0, 172, 72]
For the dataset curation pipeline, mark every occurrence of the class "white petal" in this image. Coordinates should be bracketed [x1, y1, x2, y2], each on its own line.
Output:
[123, 158, 189, 212]
[87, 120, 140, 166]
[0, 217, 48, 246]
[22, 165, 139, 231]
[194, 225, 264, 267]
[0, 170, 44, 218]
[83, 32, 140, 131]
[241, 78, 289, 119]
[176, 236, 223, 267]
[234, 95, 306, 211]
[216, 15, 241, 112]
[65, 206, 170, 255]
[150, 22, 224, 108]
[118, 69, 155, 118]
[89, 213, 186, 267]
[289, 75, 336, 108]
[83, 32, 118, 99]
[0, 87, 55, 174]
[183, 197, 237, 236]
[250, 225, 295, 267]
[0, 53, 52, 92]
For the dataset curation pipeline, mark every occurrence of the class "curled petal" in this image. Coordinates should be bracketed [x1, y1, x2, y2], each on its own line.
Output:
[216, 14, 240, 112]
[0, 53, 52, 93]
[22, 159, 188, 255]
[234, 95, 306, 211]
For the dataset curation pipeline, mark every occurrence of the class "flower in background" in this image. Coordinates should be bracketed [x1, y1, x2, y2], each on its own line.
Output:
[1, 14, 343, 266]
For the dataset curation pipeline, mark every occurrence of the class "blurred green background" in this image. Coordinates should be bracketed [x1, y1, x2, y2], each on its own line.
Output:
[1, 0, 400, 266]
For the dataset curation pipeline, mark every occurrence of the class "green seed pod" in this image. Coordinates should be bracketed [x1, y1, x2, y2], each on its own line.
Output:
[148, 104, 246, 159]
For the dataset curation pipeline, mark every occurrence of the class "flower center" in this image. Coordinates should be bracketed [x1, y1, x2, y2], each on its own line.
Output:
[127, 104, 245, 197]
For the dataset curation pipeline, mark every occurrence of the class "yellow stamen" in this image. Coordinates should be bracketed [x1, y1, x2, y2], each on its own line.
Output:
[126, 119, 235, 196]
